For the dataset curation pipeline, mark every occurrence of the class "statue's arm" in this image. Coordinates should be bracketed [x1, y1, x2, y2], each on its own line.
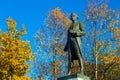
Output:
[68, 23, 76, 34]
[76, 23, 86, 36]
[69, 30, 76, 34]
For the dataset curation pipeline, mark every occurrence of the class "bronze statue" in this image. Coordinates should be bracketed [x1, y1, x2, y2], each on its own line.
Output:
[64, 13, 86, 75]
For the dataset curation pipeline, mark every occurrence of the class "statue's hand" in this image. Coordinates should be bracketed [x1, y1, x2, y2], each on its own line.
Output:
[69, 30, 78, 36]
[69, 30, 75, 34]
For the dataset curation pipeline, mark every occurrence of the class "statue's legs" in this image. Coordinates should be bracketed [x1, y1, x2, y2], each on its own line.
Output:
[71, 40, 84, 74]
[67, 46, 72, 75]
[77, 52, 84, 74]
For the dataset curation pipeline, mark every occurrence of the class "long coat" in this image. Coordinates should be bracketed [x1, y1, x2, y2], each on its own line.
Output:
[64, 22, 86, 62]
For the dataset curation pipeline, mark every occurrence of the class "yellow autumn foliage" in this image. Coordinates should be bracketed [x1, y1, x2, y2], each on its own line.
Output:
[47, 8, 70, 29]
[114, 27, 120, 52]
[0, 17, 33, 80]
[53, 8, 70, 28]
[6, 17, 16, 32]
[114, 27, 120, 36]
[12, 75, 32, 80]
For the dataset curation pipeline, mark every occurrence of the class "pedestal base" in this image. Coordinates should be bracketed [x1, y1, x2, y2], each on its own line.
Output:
[57, 73, 90, 80]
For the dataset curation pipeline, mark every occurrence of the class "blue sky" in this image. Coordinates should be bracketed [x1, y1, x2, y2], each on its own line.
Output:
[0, 0, 120, 79]
[0, 0, 120, 53]
[0, 0, 88, 53]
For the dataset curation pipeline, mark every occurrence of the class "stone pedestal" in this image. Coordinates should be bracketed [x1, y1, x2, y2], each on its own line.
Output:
[57, 73, 90, 80]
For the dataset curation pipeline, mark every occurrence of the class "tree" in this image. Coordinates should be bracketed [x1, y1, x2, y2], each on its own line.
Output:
[0, 17, 33, 80]
[34, 8, 69, 80]
[83, 0, 120, 79]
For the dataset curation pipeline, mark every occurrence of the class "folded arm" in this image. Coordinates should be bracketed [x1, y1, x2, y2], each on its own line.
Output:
[76, 23, 86, 36]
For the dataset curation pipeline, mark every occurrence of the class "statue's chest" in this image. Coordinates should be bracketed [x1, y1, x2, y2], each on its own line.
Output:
[71, 23, 79, 30]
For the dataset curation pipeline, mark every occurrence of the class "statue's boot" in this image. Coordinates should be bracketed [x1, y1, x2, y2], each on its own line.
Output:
[80, 70, 84, 75]
[67, 62, 72, 75]
[67, 70, 72, 75]
[67, 63, 72, 75]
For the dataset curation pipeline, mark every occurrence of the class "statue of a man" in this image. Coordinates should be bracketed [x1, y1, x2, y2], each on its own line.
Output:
[64, 13, 86, 75]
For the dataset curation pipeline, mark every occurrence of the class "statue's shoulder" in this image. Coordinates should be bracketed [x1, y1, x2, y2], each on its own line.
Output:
[79, 22, 84, 27]
[79, 22, 85, 31]
[68, 22, 73, 29]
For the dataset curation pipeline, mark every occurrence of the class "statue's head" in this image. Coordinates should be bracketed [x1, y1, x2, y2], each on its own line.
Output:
[71, 13, 78, 21]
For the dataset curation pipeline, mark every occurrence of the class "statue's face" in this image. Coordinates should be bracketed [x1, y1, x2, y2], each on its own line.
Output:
[71, 13, 78, 21]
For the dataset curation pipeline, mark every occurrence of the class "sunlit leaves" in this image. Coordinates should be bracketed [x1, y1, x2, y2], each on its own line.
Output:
[12, 75, 32, 80]
[6, 17, 16, 32]
[113, 27, 120, 53]
[0, 18, 33, 80]
[114, 27, 120, 36]
[53, 8, 70, 28]
[47, 8, 70, 29]
[71, 60, 80, 74]
[51, 60, 62, 79]
[54, 46, 65, 56]
[38, 75, 44, 80]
